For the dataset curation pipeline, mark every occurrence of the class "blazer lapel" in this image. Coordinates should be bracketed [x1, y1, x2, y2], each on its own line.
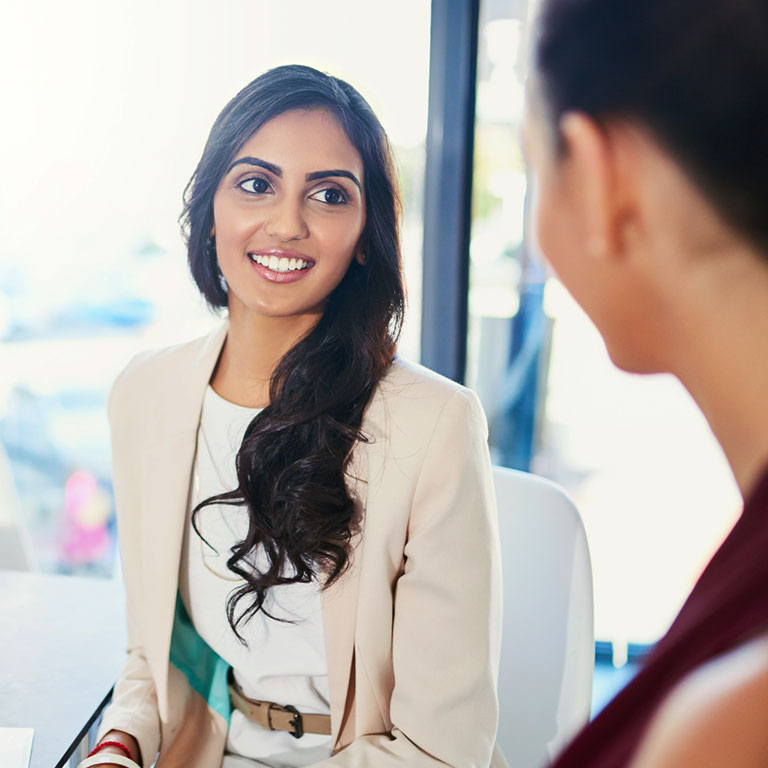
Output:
[321, 440, 367, 750]
[139, 318, 229, 718]
[322, 386, 390, 751]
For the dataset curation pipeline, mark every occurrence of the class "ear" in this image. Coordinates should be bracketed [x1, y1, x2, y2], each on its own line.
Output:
[354, 244, 366, 266]
[558, 112, 621, 260]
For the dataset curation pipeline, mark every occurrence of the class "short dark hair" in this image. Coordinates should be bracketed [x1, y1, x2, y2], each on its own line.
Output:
[533, 0, 768, 254]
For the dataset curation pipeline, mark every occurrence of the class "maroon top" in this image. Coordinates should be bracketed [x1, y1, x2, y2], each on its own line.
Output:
[551, 464, 768, 767]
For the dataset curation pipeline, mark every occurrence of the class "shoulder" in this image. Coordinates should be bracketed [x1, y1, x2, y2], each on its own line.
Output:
[107, 321, 225, 429]
[373, 355, 488, 439]
[629, 633, 768, 768]
[360, 356, 490, 475]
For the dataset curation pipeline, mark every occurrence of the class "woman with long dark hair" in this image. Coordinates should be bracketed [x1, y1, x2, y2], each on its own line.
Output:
[79, 65, 503, 768]
[524, 0, 768, 765]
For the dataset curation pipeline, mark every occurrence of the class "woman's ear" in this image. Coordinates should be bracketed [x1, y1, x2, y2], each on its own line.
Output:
[558, 111, 622, 261]
[355, 246, 366, 266]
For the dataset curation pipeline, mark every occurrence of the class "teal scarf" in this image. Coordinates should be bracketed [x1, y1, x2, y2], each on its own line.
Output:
[169, 591, 232, 722]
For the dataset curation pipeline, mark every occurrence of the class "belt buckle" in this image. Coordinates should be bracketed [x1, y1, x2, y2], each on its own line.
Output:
[267, 702, 304, 739]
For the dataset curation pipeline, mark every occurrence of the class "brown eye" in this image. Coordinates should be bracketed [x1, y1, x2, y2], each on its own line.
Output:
[239, 177, 270, 194]
[310, 187, 348, 206]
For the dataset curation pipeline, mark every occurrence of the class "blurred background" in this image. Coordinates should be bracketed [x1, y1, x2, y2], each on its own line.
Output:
[0, 0, 740, 710]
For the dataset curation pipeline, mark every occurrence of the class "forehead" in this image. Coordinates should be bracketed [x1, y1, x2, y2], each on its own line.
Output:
[234, 108, 364, 177]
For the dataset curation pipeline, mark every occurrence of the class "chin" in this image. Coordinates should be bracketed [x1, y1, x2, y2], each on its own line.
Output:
[227, 287, 307, 318]
[604, 340, 664, 375]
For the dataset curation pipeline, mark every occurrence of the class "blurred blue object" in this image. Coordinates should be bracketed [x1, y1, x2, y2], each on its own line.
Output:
[495, 280, 549, 471]
[50, 297, 155, 333]
[0, 238, 161, 341]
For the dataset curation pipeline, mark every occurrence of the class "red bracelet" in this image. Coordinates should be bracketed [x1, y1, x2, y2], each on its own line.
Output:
[87, 740, 134, 761]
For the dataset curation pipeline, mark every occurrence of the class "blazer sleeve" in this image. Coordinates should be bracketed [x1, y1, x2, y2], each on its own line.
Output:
[94, 361, 162, 768]
[314, 388, 504, 767]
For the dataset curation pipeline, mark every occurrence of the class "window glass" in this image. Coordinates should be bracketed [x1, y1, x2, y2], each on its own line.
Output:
[468, 0, 741, 651]
[0, 0, 430, 575]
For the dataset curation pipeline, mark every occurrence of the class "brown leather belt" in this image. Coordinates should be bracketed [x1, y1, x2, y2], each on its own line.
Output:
[227, 668, 332, 739]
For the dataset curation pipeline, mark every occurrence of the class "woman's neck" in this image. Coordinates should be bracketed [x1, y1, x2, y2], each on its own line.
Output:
[669, 253, 768, 498]
[210, 302, 321, 409]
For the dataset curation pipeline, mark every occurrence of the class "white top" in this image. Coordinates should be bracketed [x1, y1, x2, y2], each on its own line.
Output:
[179, 385, 333, 767]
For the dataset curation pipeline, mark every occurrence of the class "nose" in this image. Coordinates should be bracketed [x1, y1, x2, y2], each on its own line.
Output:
[263, 195, 309, 242]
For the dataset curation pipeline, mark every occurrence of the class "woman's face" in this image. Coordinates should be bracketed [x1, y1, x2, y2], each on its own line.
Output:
[521, 92, 668, 373]
[212, 108, 366, 322]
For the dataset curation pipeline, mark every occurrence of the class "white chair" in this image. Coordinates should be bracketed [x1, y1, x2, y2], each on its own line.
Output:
[493, 466, 594, 767]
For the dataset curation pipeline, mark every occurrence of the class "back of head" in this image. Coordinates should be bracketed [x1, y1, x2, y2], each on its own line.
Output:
[533, 0, 768, 255]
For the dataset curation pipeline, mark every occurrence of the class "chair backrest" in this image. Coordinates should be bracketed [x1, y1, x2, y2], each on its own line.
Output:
[493, 465, 594, 767]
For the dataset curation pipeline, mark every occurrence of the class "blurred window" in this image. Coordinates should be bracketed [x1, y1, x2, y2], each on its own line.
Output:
[467, 0, 741, 654]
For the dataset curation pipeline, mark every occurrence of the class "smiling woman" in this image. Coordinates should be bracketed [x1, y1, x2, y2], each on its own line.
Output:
[212, 110, 367, 320]
[81, 65, 504, 768]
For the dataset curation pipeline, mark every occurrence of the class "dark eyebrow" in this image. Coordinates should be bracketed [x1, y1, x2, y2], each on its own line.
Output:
[225, 156, 282, 176]
[306, 169, 362, 191]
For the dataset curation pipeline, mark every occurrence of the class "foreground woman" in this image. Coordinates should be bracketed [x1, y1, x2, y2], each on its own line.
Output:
[524, 0, 768, 765]
[81, 65, 503, 768]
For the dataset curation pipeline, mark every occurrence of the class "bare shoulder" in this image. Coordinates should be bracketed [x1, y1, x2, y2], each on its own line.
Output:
[629, 633, 768, 768]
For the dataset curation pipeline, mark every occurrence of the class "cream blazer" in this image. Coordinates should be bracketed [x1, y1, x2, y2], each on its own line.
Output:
[96, 318, 506, 768]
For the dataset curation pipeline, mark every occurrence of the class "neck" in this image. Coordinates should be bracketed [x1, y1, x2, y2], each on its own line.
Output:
[211, 299, 321, 408]
[667, 252, 768, 498]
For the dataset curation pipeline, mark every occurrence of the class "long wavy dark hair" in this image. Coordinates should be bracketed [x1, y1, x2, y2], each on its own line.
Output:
[179, 65, 404, 642]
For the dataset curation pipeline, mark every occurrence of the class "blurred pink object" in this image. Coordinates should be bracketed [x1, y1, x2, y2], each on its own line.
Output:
[60, 470, 112, 565]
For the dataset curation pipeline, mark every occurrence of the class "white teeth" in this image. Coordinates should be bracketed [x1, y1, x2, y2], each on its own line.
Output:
[249, 253, 311, 273]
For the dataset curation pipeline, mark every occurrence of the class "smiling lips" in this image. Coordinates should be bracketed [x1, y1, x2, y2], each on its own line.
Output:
[247, 249, 315, 283]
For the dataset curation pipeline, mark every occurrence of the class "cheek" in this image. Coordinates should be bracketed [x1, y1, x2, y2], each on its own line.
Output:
[212, 196, 260, 250]
[529, 170, 574, 277]
[313, 215, 365, 265]
[531, 171, 613, 339]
